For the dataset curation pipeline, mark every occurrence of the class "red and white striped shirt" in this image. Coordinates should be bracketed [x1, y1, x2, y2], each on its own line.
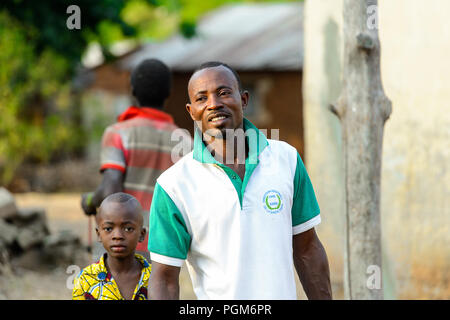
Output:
[100, 106, 191, 251]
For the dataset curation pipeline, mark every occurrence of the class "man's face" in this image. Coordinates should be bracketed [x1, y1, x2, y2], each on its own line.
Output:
[96, 202, 145, 259]
[186, 66, 248, 138]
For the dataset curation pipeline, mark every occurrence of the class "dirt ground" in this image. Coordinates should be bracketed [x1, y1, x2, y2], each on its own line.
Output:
[0, 192, 344, 300]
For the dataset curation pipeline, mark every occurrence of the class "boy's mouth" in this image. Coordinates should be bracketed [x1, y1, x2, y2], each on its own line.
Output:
[110, 245, 127, 253]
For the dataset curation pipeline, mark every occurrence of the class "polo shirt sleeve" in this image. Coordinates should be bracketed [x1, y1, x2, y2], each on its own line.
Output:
[148, 182, 191, 267]
[291, 152, 321, 235]
[99, 126, 126, 173]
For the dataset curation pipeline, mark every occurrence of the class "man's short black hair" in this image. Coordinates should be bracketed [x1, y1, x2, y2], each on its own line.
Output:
[130, 58, 172, 108]
[194, 61, 243, 92]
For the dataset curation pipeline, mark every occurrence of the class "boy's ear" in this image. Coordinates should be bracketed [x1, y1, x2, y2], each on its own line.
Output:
[139, 227, 147, 242]
[95, 227, 101, 242]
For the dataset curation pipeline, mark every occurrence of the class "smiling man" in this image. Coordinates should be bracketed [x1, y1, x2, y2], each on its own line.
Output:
[148, 61, 332, 300]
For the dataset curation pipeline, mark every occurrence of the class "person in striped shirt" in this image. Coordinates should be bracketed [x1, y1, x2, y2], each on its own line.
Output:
[81, 59, 192, 260]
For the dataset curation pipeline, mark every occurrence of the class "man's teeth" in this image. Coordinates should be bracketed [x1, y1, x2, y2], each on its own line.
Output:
[211, 116, 226, 121]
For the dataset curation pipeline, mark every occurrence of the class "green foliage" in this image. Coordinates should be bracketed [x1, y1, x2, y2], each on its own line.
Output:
[121, 0, 179, 41]
[1, 0, 136, 70]
[0, 0, 146, 185]
[0, 11, 84, 184]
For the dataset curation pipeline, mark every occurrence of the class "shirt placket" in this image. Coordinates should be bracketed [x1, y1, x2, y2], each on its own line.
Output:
[214, 163, 245, 209]
[131, 270, 145, 300]
[108, 277, 124, 300]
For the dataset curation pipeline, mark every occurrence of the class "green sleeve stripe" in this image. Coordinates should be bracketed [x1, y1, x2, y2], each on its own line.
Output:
[148, 182, 191, 260]
[292, 153, 321, 226]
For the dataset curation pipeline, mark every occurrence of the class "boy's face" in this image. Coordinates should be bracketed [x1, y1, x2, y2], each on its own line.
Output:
[95, 202, 146, 259]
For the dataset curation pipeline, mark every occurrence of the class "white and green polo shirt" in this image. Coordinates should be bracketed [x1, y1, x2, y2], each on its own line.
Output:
[148, 118, 321, 299]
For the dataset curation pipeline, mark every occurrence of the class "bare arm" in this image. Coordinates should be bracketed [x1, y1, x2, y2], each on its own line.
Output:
[149, 261, 181, 300]
[81, 169, 124, 215]
[293, 228, 332, 300]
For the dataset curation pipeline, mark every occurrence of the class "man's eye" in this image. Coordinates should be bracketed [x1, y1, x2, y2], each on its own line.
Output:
[219, 90, 230, 96]
[196, 96, 206, 102]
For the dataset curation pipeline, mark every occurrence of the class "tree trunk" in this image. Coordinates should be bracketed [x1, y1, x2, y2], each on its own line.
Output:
[330, 0, 392, 299]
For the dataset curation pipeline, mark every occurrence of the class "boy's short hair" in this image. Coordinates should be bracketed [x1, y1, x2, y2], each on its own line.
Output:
[130, 59, 172, 108]
[98, 192, 143, 225]
[102, 192, 140, 206]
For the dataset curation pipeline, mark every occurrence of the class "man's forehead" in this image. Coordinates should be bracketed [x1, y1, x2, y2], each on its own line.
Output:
[188, 66, 238, 92]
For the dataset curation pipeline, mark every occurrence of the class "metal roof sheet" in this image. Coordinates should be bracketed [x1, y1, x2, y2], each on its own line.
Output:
[122, 2, 303, 72]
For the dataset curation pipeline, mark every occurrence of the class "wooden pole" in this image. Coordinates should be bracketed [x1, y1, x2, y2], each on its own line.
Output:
[330, 0, 391, 299]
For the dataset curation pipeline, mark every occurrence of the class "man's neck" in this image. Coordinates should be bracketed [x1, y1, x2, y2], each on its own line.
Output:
[205, 128, 248, 166]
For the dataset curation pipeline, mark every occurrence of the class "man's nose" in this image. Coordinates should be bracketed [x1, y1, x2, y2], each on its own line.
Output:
[207, 94, 222, 110]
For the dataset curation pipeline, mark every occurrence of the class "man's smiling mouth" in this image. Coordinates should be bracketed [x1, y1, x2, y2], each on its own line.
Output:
[208, 112, 230, 122]
[210, 115, 227, 122]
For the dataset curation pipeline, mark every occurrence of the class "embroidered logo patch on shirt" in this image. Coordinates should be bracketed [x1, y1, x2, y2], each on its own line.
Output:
[262, 190, 284, 214]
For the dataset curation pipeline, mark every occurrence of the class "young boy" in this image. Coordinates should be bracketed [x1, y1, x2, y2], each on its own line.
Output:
[73, 193, 151, 300]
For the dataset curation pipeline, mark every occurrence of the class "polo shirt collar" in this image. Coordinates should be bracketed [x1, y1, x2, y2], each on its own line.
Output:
[193, 118, 268, 164]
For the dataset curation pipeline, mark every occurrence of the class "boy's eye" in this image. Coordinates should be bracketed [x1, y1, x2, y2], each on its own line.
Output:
[124, 227, 134, 232]
[103, 227, 112, 232]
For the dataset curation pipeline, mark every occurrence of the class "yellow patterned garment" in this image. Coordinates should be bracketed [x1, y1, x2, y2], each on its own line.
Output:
[72, 253, 151, 300]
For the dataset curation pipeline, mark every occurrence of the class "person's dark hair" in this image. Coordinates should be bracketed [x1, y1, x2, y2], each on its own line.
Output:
[101, 192, 141, 209]
[130, 58, 172, 108]
[98, 192, 143, 226]
[194, 61, 243, 92]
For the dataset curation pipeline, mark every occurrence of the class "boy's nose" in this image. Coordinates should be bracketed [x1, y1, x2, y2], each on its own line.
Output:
[112, 229, 124, 240]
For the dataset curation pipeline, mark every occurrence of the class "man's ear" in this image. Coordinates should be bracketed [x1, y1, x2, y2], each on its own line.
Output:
[186, 103, 195, 121]
[241, 91, 249, 110]
[139, 227, 147, 242]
